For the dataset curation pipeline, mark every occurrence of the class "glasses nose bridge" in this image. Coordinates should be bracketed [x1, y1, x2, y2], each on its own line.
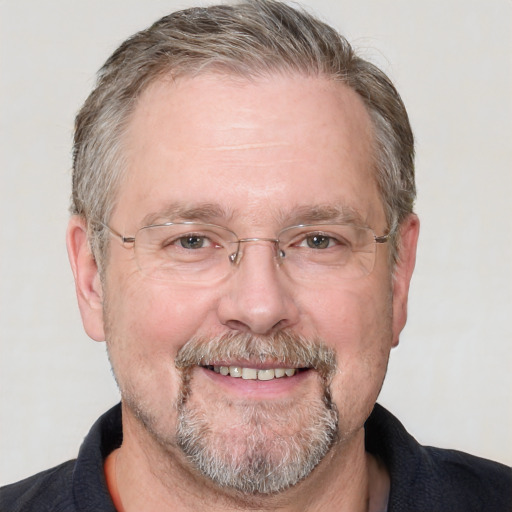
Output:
[229, 237, 283, 265]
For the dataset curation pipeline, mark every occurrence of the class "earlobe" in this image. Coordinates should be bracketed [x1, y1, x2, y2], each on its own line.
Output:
[66, 216, 106, 341]
[391, 214, 420, 347]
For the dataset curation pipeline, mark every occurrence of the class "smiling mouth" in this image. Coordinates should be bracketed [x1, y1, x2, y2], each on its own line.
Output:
[202, 365, 309, 381]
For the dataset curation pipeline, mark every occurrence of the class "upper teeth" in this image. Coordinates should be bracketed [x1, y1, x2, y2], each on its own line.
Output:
[212, 366, 297, 380]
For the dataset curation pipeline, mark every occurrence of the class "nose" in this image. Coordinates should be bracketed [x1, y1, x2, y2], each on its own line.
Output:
[217, 241, 300, 334]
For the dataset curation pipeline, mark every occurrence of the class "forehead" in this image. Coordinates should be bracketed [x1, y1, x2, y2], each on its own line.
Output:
[115, 73, 384, 231]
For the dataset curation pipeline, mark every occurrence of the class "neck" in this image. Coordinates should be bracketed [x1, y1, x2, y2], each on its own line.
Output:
[111, 407, 389, 512]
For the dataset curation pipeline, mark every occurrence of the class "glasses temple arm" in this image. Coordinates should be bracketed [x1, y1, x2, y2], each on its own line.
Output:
[100, 222, 135, 245]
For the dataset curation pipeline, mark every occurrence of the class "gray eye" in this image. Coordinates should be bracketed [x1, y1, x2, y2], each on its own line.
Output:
[305, 234, 331, 249]
[179, 235, 207, 249]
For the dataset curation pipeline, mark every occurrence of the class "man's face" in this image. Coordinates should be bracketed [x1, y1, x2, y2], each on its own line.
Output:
[81, 74, 416, 493]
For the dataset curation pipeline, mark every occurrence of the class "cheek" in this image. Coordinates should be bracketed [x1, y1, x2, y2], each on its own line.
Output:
[303, 281, 393, 425]
[303, 280, 392, 352]
[108, 279, 219, 348]
[103, 243, 221, 348]
[103, 278, 220, 400]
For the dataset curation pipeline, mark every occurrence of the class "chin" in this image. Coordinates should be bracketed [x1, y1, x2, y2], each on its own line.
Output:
[174, 384, 339, 495]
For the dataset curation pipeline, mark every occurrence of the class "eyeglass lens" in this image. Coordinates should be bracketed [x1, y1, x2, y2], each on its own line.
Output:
[130, 223, 379, 282]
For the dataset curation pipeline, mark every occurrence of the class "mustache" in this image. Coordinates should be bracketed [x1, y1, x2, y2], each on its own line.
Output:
[175, 331, 337, 381]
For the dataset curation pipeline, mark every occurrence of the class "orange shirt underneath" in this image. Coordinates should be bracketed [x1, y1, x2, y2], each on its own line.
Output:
[104, 450, 125, 512]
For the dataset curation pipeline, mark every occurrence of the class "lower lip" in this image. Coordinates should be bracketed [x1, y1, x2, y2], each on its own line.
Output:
[195, 366, 314, 399]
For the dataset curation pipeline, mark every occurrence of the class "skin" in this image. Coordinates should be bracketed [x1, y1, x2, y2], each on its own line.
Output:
[67, 73, 419, 511]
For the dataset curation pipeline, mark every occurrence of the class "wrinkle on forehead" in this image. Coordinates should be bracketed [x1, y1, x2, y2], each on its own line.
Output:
[204, 141, 289, 151]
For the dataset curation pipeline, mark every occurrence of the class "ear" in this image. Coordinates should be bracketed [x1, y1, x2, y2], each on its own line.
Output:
[66, 216, 105, 341]
[391, 214, 419, 347]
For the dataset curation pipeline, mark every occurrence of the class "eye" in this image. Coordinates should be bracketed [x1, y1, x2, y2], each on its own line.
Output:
[304, 234, 333, 249]
[297, 232, 349, 250]
[176, 234, 213, 250]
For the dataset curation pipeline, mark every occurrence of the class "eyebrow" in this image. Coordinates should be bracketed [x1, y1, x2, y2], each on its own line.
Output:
[142, 202, 234, 227]
[278, 204, 369, 228]
[142, 202, 368, 229]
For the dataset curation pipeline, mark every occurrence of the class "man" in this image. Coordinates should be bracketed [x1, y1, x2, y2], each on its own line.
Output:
[1, 1, 510, 510]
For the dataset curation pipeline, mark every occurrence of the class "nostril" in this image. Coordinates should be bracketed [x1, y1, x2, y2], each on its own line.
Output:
[224, 320, 254, 332]
[223, 318, 291, 335]
[272, 319, 288, 331]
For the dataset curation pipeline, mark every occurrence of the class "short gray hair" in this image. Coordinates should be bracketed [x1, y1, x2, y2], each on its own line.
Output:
[72, 0, 415, 266]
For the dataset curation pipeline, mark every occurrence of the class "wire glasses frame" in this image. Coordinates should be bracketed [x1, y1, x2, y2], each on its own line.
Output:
[102, 221, 393, 282]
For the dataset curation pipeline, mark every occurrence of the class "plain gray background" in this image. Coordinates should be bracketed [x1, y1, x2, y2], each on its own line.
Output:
[1, 0, 511, 484]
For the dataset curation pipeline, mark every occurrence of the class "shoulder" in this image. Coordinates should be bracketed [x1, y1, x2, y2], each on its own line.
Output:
[1, 404, 122, 512]
[0, 460, 76, 512]
[418, 445, 512, 510]
[366, 404, 512, 512]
